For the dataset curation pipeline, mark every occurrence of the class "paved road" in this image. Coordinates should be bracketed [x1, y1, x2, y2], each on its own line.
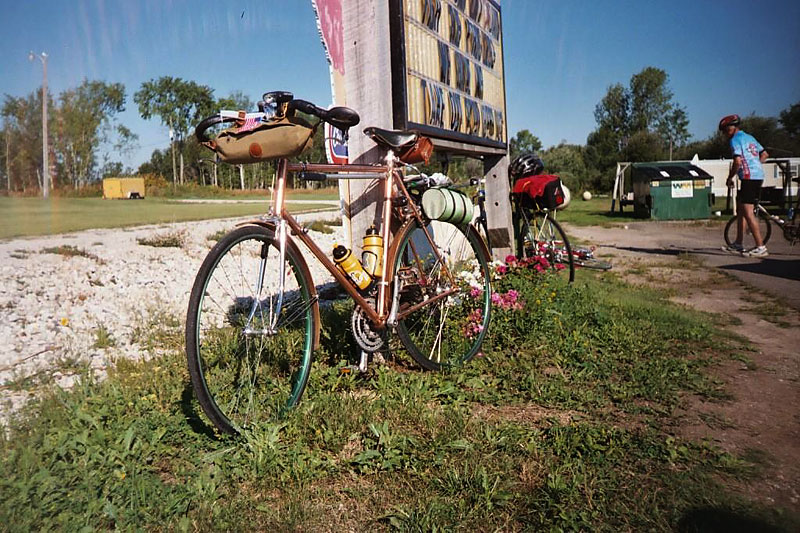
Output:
[566, 220, 800, 311]
[174, 199, 338, 205]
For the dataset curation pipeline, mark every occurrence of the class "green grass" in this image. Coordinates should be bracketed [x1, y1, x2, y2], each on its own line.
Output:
[558, 196, 736, 227]
[1, 267, 795, 531]
[0, 196, 337, 239]
[559, 197, 639, 227]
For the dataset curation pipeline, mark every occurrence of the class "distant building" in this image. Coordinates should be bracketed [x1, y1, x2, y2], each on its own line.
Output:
[689, 155, 799, 200]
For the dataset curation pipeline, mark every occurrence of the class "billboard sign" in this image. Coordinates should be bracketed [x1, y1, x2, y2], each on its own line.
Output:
[389, 0, 507, 150]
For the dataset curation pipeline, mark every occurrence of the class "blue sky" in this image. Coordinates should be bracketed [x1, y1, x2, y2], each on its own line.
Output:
[2, 0, 798, 169]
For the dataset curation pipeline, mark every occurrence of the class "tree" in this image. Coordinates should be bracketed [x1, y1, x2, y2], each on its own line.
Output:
[216, 90, 253, 112]
[778, 101, 800, 155]
[540, 143, 588, 189]
[2, 92, 48, 192]
[593, 83, 630, 149]
[509, 129, 542, 160]
[587, 67, 690, 188]
[622, 130, 664, 164]
[134, 77, 216, 185]
[53, 80, 133, 188]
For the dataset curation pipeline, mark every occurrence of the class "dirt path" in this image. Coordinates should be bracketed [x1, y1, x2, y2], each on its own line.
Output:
[567, 220, 800, 511]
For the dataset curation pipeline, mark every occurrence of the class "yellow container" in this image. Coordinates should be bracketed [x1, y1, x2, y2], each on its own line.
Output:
[102, 177, 145, 199]
[333, 244, 372, 291]
[361, 225, 384, 278]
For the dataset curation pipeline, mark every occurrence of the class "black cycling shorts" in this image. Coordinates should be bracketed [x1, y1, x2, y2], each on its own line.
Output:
[737, 180, 762, 205]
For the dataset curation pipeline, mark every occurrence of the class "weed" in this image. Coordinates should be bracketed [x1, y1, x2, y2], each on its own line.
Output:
[93, 324, 117, 349]
[40, 245, 104, 263]
[137, 230, 186, 248]
[306, 218, 342, 234]
[740, 301, 793, 328]
[729, 351, 757, 370]
[699, 411, 737, 430]
[206, 228, 231, 242]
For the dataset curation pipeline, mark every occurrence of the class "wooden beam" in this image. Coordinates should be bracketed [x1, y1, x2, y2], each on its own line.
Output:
[483, 154, 514, 259]
[341, 0, 394, 253]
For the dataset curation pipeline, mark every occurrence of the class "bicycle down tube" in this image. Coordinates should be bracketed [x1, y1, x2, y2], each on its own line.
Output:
[275, 158, 460, 328]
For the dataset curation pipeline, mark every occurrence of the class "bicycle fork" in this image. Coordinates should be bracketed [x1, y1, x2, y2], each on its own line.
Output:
[243, 218, 287, 336]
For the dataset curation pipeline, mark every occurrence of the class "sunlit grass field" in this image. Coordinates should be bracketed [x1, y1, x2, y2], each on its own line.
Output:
[0, 192, 338, 239]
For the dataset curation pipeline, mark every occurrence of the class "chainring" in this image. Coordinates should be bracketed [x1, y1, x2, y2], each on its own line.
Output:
[351, 296, 385, 352]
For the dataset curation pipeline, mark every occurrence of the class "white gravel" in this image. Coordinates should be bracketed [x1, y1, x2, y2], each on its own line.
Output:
[0, 211, 344, 419]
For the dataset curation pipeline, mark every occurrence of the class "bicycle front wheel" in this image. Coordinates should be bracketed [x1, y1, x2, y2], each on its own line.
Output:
[186, 225, 317, 435]
[723, 214, 772, 246]
[519, 211, 575, 282]
[392, 220, 492, 371]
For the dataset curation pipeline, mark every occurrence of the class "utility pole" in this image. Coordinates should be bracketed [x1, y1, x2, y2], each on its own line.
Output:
[28, 51, 49, 198]
[169, 122, 177, 189]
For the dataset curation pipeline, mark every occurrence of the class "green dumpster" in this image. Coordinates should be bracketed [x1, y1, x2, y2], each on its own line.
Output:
[631, 163, 713, 220]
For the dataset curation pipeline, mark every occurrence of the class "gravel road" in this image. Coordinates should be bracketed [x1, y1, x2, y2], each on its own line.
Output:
[0, 211, 343, 418]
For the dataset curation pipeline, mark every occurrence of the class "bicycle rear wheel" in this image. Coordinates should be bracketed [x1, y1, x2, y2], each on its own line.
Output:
[519, 210, 575, 282]
[392, 220, 492, 371]
[186, 225, 317, 435]
[723, 214, 772, 247]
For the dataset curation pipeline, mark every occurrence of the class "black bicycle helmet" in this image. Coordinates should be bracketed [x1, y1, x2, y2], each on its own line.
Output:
[718, 114, 740, 131]
[509, 153, 544, 181]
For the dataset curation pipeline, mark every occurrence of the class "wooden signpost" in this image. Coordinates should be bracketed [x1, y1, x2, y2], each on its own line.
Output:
[314, 0, 512, 258]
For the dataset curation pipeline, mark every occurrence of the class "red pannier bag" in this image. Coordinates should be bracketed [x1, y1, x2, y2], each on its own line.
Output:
[512, 174, 565, 210]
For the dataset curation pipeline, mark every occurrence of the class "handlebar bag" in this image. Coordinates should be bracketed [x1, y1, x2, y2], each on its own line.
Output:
[512, 174, 565, 210]
[203, 115, 314, 164]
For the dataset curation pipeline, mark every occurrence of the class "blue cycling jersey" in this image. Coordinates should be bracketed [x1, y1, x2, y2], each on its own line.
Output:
[730, 130, 765, 180]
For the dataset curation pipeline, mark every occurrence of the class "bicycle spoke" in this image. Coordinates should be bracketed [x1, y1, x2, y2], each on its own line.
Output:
[394, 221, 491, 370]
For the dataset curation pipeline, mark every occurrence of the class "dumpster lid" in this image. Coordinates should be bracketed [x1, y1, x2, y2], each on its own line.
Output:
[632, 162, 712, 181]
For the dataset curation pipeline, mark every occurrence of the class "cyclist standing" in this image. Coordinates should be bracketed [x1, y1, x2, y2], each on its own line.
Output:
[720, 114, 770, 257]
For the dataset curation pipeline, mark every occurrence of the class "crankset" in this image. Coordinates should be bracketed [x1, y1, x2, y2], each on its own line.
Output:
[351, 296, 386, 353]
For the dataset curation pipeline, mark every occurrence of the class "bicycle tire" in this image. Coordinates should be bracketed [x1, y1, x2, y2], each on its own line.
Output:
[575, 258, 613, 271]
[723, 214, 772, 247]
[518, 211, 575, 283]
[186, 225, 317, 435]
[392, 220, 492, 371]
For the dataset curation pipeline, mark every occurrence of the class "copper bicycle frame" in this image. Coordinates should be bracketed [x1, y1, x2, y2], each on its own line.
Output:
[272, 157, 459, 330]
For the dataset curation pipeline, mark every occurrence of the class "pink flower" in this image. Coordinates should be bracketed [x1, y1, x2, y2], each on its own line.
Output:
[496, 265, 508, 275]
[490, 290, 526, 311]
[505, 254, 517, 264]
[463, 309, 485, 338]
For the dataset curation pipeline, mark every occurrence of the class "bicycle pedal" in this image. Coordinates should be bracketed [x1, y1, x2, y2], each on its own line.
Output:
[339, 365, 361, 375]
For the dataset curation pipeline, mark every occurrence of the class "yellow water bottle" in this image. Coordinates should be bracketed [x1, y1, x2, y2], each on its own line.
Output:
[361, 225, 384, 278]
[333, 244, 372, 291]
